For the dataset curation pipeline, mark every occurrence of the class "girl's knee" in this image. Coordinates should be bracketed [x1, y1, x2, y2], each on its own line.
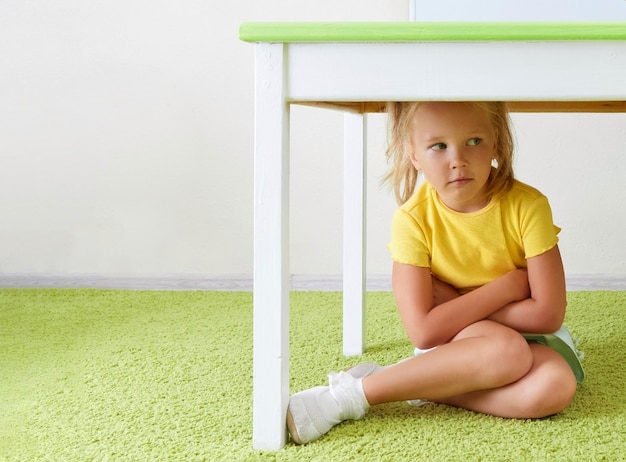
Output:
[520, 346, 578, 417]
[491, 329, 534, 383]
[525, 371, 576, 417]
[547, 374, 577, 415]
[456, 321, 534, 385]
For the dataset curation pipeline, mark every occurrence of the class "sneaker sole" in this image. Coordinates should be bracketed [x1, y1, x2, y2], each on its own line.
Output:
[286, 407, 304, 445]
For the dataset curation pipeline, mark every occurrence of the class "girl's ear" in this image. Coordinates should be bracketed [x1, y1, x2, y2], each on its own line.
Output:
[410, 153, 421, 171]
[406, 139, 421, 170]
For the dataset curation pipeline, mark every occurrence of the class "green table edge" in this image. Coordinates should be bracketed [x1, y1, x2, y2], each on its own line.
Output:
[239, 22, 626, 43]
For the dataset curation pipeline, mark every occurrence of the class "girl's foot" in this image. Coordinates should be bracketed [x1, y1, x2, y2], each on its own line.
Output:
[287, 371, 370, 444]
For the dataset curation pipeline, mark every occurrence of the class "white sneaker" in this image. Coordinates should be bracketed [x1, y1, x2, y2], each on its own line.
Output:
[287, 371, 370, 444]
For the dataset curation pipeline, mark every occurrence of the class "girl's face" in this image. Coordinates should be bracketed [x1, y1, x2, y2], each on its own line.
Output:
[409, 102, 496, 213]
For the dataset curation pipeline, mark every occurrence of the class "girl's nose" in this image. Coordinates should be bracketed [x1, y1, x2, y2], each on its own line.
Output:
[449, 147, 468, 168]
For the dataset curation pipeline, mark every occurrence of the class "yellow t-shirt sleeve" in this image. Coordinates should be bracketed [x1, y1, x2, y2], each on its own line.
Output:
[388, 208, 430, 268]
[521, 194, 561, 259]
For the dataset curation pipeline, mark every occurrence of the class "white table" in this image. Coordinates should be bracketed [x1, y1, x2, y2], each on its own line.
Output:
[239, 22, 626, 450]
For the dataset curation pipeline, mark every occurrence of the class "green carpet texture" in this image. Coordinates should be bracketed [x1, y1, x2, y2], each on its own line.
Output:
[1, 289, 625, 461]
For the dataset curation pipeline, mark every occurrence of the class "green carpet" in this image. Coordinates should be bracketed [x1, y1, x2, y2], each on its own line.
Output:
[1, 289, 624, 461]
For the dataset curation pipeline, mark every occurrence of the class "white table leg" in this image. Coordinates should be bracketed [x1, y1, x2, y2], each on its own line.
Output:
[252, 42, 290, 450]
[342, 112, 367, 356]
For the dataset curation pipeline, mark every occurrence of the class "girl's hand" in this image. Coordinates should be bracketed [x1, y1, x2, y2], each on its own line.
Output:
[488, 247, 566, 333]
[393, 262, 539, 349]
[431, 269, 529, 312]
[432, 276, 460, 307]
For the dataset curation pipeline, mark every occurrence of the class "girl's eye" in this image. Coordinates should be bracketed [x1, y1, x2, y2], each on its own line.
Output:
[431, 143, 447, 151]
[468, 138, 482, 146]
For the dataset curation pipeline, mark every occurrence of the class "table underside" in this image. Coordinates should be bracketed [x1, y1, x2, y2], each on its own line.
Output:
[295, 101, 626, 113]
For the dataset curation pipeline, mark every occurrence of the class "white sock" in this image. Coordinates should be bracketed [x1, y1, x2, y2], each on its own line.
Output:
[328, 371, 370, 420]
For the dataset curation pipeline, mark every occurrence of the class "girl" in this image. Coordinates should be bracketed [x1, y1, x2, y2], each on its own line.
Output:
[286, 101, 584, 445]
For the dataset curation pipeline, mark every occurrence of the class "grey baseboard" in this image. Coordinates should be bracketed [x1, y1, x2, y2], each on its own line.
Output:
[564, 274, 626, 291]
[0, 273, 625, 291]
[0, 274, 253, 291]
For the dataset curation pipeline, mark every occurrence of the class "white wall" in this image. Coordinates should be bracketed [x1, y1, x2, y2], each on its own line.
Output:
[0, 0, 625, 281]
[411, 0, 626, 21]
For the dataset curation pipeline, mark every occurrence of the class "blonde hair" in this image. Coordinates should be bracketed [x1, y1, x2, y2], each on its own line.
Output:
[383, 102, 515, 205]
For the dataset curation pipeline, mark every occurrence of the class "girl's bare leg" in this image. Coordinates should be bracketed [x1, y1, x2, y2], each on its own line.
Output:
[286, 320, 576, 444]
[363, 321, 576, 418]
[437, 342, 577, 418]
[362, 321, 576, 418]
[363, 320, 534, 405]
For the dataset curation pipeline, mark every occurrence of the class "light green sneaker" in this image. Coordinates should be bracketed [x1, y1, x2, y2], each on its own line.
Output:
[523, 325, 585, 383]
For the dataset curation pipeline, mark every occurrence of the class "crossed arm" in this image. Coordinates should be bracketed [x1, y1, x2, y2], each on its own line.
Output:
[393, 245, 567, 350]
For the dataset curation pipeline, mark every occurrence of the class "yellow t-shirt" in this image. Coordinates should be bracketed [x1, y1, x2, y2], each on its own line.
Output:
[388, 179, 560, 293]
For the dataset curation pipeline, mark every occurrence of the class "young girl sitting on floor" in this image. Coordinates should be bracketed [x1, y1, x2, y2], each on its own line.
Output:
[287, 101, 584, 445]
